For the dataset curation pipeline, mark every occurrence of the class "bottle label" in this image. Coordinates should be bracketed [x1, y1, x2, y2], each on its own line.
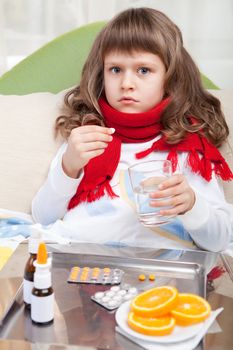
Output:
[31, 293, 54, 323]
[23, 279, 33, 304]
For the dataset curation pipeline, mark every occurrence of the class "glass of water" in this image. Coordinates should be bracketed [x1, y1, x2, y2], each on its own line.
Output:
[128, 160, 174, 226]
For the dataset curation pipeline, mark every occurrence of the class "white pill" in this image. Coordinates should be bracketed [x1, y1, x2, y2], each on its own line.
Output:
[110, 286, 120, 292]
[112, 295, 122, 302]
[128, 287, 138, 295]
[102, 296, 110, 303]
[94, 292, 105, 299]
[105, 291, 115, 298]
[118, 290, 127, 296]
[108, 300, 119, 307]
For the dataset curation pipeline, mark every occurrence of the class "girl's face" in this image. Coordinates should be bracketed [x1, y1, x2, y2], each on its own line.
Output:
[104, 50, 166, 113]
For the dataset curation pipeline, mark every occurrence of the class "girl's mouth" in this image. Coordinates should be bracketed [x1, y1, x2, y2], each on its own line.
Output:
[119, 97, 138, 103]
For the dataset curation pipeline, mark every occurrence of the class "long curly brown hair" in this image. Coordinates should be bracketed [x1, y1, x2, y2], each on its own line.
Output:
[56, 7, 229, 147]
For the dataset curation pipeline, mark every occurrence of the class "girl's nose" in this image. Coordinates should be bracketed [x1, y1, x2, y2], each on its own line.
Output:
[121, 72, 135, 90]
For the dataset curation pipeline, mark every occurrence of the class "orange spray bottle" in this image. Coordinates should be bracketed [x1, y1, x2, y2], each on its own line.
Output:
[31, 242, 54, 324]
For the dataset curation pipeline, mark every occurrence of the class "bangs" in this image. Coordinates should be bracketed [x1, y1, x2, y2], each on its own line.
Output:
[100, 11, 163, 58]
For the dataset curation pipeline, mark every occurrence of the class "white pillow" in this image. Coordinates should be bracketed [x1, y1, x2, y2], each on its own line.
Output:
[0, 90, 65, 214]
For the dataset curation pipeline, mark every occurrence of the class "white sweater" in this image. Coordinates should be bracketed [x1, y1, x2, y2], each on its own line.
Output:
[32, 137, 233, 252]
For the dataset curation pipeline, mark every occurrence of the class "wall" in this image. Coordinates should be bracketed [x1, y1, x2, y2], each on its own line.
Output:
[0, 0, 233, 88]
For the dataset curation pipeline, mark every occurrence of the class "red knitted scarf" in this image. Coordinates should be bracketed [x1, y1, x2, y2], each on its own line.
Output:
[68, 98, 233, 209]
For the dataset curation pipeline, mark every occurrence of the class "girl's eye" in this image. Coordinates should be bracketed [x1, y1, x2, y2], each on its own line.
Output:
[138, 67, 150, 75]
[110, 67, 121, 74]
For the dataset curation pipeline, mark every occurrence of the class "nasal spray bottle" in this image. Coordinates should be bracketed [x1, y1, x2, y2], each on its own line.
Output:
[23, 226, 42, 308]
[31, 242, 54, 324]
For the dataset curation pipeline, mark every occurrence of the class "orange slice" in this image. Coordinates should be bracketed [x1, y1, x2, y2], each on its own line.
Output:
[171, 293, 211, 325]
[128, 311, 176, 336]
[131, 286, 178, 317]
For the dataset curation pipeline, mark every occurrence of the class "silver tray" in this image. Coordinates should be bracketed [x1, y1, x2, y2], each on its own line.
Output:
[0, 245, 208, 349]
[0, 277, 22, 326]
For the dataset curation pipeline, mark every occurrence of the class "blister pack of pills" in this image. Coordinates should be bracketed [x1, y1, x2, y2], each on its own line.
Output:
[91, 285, 138, 310]
[67, 266, 124, 285]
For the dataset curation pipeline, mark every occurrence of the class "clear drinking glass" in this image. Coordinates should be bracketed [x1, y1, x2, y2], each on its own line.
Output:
[128, 160, 174, 226]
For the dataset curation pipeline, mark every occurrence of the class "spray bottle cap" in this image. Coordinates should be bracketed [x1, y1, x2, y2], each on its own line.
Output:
[28, 225, 43, 254]
[37, 242, 48, 264]
[34, 242, 52, 289]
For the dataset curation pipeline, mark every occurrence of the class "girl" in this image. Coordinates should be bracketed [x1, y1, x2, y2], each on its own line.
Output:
[32, 8, 233, 252]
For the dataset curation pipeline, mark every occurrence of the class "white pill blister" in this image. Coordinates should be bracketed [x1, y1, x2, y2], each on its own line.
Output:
[91, 285, 138, 310]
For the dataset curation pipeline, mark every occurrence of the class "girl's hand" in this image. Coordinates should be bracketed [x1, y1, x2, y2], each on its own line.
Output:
[149, 174, 196, 216]
[62, 125, 114, 178]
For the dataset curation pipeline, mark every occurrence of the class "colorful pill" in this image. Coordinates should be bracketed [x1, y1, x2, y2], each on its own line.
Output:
[149, 274, 155, 281]
[103, 268, 111, 273]
[138, 274, 146, 281]
[70, 267, 80, 280]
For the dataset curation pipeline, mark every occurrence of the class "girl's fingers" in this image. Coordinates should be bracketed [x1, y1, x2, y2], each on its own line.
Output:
[150, 191, 193, 213]
[149, 183, 184, 199]
[159, 204, 186, 216]
[150, 175, 187, 199]
[81, 132, 113, 143]
[150, 193, 184, 208]
[72, 125, 115, 135]
[70, 129, 114, 143]
[148, 174, 195, 215]
[81, 149, 105, 160]
[76, 141, 109, 152]
[158, 174, 184, 190]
